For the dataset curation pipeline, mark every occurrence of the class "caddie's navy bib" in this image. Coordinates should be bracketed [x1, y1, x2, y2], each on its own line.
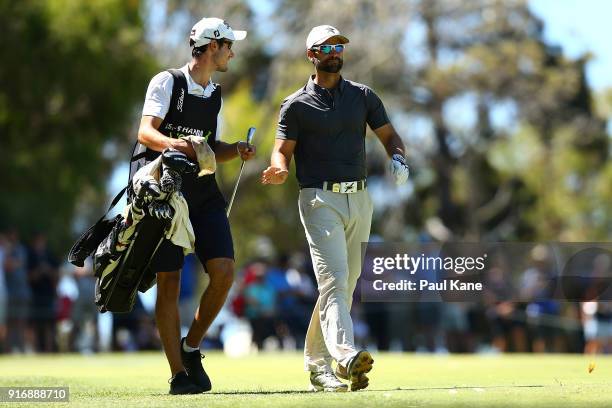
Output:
[130, 69, 226, 211]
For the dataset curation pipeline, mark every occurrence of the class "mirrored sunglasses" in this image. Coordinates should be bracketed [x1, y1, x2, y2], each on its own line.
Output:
[311, 44, 345, 54]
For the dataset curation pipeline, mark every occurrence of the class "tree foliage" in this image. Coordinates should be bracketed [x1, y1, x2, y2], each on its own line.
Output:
[4, 0, 609, 255]
[0, 0, 157, 247]
[402, 0, 609, 240]
[141, 0, 610, 257]
[249, 0, 610, 243]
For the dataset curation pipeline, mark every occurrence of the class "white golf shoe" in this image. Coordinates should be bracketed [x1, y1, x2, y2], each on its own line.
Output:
[308, 371, 349, 392]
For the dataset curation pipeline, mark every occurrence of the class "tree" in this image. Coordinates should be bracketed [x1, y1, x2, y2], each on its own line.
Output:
[403, 0, 609, 240]
[0, 0, 157, 248]
[154, 0, 610, 251]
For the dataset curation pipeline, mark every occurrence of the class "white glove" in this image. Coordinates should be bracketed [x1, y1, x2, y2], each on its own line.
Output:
[389, 154, 409, 185]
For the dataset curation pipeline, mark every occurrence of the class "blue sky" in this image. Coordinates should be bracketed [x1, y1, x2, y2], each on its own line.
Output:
[529, 0, 611, 91]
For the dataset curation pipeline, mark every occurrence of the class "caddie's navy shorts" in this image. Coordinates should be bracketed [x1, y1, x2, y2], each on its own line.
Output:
[150, 208, 234, 273]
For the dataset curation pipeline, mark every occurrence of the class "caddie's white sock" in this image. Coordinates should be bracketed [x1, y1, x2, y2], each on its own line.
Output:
[182, 340, 199, 353]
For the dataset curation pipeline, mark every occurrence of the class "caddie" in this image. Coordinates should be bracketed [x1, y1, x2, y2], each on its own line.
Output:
[133, 17, 255, 394]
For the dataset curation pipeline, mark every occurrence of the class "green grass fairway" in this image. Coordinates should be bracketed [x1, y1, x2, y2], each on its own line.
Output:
[0, 352, 609, 407]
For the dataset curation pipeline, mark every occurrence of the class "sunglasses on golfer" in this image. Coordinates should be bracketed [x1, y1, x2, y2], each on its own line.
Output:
[311, 44, 346, 54]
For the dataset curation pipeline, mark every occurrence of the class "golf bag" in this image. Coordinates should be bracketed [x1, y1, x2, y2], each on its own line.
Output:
[69, 148, 197, 313]
[93, 203, 169, 313]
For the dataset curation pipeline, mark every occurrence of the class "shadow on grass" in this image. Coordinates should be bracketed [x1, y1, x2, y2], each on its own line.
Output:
[204, 385, 545, 396]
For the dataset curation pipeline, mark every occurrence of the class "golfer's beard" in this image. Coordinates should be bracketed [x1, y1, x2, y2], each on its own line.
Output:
[317, 58, 343, 73]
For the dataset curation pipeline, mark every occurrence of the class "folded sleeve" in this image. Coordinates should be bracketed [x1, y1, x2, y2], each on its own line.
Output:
[276, 99, 299, 141]
[365, 86, 390, 131]
[142, 71, 173, 119]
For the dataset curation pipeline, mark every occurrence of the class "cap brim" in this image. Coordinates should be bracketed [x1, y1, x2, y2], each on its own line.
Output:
[191, 37, 211, 48]
[334, 35, 349, 44]
[313, 34, 349, 47]
[232, 30, 247, 41]
[306, 34, 349, 49]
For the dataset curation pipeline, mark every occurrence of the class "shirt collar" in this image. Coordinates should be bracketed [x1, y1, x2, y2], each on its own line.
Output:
[306, 75, 346, 95]
[181, 64, 216, 97]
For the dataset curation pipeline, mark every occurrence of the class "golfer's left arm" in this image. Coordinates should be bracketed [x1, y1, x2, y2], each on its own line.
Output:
[373, 123, 405, 158]
[374, 123, 410, 185]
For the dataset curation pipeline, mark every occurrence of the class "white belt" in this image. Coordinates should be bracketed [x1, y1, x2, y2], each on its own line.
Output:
[322, 180, 366, 194]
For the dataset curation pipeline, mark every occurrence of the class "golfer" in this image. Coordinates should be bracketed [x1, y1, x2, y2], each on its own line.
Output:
[133, 17, 255, 394]
[262, 25, 409, 392]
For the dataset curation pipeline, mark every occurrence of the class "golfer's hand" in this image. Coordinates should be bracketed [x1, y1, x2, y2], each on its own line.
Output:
[389, 154, 409, 185]
[237, 141, 256, 161]
[261, 166, 289, 184]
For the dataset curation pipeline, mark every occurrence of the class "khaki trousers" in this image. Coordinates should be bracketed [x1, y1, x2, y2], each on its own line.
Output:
[298, 188, 373, 372]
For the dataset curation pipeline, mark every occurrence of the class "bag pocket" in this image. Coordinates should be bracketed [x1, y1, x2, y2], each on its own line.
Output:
[68, 214, 123, 267]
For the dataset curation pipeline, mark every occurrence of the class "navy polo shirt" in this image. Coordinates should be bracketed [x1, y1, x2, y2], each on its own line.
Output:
[276, 75, 390, 188]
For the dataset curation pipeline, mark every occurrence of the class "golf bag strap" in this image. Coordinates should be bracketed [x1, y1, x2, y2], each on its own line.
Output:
[130, 151, 148, 162]
[107, 186, 128, 214]
[93, 186, 127, 226]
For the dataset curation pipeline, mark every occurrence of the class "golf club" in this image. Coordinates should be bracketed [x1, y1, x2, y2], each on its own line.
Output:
[226, 126, 256, 217]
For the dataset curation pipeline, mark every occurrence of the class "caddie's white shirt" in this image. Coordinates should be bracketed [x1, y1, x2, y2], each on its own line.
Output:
[142, 64, 223, 141]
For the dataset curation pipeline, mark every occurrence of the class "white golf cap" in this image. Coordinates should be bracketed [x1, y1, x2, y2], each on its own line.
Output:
[306, 25, 349, 49]
[190, 17, 247, 47]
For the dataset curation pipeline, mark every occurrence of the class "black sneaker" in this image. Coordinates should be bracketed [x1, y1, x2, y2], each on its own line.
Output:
[168, 371, 202, 395]
[180, 337, 212, 392]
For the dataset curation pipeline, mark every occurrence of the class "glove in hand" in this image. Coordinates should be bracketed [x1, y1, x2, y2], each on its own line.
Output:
[389, 154, 409, 185]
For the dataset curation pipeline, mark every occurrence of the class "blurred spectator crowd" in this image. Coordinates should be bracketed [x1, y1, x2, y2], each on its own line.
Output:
[0, 229, 610, 355]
